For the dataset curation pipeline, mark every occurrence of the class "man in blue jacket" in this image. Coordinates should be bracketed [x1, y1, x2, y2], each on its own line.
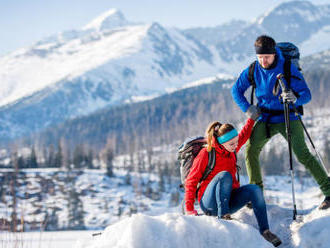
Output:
[231, 35, 330, 210]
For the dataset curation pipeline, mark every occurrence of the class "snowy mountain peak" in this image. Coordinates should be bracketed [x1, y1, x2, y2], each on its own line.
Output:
[2, 1, 330, 141]
[82, 9, 129, 31]
[146, 22, 169, 38]
[256, 0, 319, 26]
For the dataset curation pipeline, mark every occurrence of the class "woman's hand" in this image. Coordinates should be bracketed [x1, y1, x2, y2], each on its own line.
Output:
[186, 210, 198, 216]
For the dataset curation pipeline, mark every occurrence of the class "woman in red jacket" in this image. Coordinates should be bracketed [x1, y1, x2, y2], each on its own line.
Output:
[184, 118, 281, 247]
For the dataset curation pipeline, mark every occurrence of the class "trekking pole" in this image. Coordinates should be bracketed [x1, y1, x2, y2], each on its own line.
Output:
[277, 73, 297, 220]
[291, 107, 329, 175]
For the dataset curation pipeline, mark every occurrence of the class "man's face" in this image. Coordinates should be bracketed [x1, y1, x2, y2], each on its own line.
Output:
[257, 54, 275, 69]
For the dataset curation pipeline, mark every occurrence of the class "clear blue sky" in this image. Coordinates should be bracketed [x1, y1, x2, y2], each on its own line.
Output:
[1, 0, 329, 56]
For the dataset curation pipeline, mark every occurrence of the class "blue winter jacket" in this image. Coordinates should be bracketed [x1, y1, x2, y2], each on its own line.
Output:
[231, 47, 311, 123]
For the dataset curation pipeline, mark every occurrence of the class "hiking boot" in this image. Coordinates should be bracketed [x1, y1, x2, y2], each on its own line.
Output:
[221, 213, 232, 220]
[262, 230, 282, 247]
[319, 196, 330, 210]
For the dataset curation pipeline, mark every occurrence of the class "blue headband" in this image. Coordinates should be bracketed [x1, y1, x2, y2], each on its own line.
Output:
[217, 129, 238, 144]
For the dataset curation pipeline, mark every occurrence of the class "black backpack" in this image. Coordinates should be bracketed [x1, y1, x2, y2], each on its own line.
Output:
[177, 136, 215, 215]
[248, 42, 302, 108]
[177, 136, 216, 189]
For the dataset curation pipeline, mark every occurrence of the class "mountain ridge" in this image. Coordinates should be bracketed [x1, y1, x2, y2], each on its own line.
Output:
[1, 0, 330, 141]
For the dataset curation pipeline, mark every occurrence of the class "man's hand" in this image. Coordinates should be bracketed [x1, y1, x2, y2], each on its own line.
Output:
[281, 90, 297, 103]
[246, 105, 260, 120]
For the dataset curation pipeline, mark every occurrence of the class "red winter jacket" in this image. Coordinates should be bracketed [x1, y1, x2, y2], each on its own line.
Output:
[185, 118, 255, 212]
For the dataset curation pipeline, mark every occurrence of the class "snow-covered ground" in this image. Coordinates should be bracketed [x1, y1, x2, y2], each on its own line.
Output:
[79, 207, 330, 248]
[81, 175, 329, 248]
[0, 230, 95, 248]
[3, 175, 330, 248]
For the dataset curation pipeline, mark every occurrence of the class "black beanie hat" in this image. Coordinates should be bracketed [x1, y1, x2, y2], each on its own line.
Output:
[254, 35, 276, 54]
[255, 45, 276, 54]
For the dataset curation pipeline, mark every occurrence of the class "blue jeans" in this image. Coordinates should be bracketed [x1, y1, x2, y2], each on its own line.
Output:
[200, 171, 269, 233]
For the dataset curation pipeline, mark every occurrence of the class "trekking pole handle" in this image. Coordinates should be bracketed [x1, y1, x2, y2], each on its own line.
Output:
[276, 73, 289, 93]
[277, 73, 301, 116]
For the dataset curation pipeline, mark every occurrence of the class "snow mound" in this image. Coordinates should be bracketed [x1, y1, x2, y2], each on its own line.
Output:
[292, 208, 330, 248]
[81, 213, 272, 248]
[77, 196, 330, 248]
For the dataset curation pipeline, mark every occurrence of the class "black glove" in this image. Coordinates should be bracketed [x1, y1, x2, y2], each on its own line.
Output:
[246, 105, 260, 120]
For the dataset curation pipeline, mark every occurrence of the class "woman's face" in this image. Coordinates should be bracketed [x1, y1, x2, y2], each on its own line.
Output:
[222, 136, 239, 153]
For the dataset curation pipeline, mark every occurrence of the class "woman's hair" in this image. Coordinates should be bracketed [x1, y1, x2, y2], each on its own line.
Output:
[205, 121, 235, 152]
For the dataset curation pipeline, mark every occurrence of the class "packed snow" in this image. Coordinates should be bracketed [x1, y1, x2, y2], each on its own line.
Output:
[82, 213, 272, 248]
[3, 174, 329, 248]
[78, 177, 330, 248]
[74, 173, 330, 248]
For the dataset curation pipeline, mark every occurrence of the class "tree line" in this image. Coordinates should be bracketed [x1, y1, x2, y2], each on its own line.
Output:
[5, 64, 330, 174]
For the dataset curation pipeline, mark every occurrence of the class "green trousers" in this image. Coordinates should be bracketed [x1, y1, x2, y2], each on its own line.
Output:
[245, 120, 330, 197]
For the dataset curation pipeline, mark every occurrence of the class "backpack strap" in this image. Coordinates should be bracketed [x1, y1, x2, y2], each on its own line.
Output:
[195, 148, 216, 198]
[200, 149, 240, 183]
[283, 59, 302, 86]
[283, 59, 304, 115]
[234, 151, 240, 183]
[200, 148, 216, 182]
[248, 61, 257, 105]
[283, 59, 291, 87]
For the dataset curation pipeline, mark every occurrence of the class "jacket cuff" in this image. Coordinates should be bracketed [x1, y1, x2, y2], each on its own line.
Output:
[185, 201, 194, 212]
[247, 118, 255, 125]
